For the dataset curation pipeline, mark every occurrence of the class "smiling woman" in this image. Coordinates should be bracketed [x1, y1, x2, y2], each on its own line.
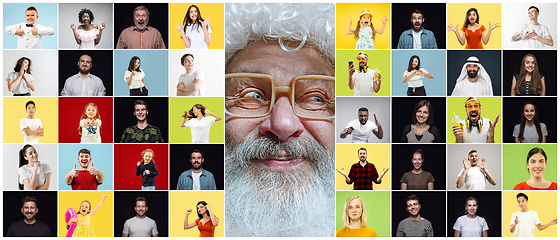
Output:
[453, 197, 489, 237]
[514, 147, 557, 190]
[401, 100, 440, 143]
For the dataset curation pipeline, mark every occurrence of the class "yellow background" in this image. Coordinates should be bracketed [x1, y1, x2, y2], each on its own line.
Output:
[336, 144, 391, 190]
[58, 191, 114, 237]
[169, 3, 224, 49]
[336, 3, 391, 49]
[3, 97, 59, 143]
[502, 191, 557, 237]
[168, 97, 225, 143]
[447, 3, 502, 49]
[169, 191, 224, 237]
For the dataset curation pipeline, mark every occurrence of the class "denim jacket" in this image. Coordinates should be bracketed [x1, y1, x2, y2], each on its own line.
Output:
[397, 28, 438, 49]
[176, 168, 217, 190]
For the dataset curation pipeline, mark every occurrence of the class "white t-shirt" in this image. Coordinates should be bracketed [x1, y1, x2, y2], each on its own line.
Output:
[518, 23, 552, 49]
[122, 216, 159, 237]
[352, 70, 375, 96]
[185, 23, 212, 49]
[412, 29, 422, 49]
[461, 118, 490, 143]
[192, 171, 202, 190]
[345, 119, 378, 143]
[403, 68, 428, 88]
[184, 117, 216, 143]
[124, 69, 145, 89]
[451, 79, 493, 96]
[6, 72, 34, 94]
[20, 118, 43, 143]
[458, 166, 487, 190]
[453, 215, 489, 237]
[178, 69, 205, 96]
[18, 163, 51, 190]
[510, 210, 540, 237]
[80, 119, 102, 143]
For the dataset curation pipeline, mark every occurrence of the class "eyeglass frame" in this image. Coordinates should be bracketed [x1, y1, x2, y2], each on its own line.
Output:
[224, 72, 336, 120]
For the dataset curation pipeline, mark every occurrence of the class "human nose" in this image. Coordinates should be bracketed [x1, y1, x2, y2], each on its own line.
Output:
[259, 96, 304, 142]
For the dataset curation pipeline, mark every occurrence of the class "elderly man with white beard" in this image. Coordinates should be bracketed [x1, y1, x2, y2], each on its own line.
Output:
[224, 3, 336, 237]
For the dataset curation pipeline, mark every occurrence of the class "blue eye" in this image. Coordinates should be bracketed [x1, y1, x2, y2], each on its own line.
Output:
[309, 96, 324, 102]
[243, 92, 263, 100]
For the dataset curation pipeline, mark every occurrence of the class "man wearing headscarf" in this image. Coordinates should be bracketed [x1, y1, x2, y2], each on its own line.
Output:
[348, 52, 381, 96]
[451, 56, 493, 96]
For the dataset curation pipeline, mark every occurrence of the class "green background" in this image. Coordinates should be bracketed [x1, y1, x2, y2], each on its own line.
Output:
[336, 50, 391, 96]
[336, 191, 390, 237]
[446, 97, 502, 143]
[502, 144, 557, 190]
[168, 97, 225, 143]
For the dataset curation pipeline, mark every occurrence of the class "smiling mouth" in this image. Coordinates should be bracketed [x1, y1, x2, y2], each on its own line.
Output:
[254, 157, 305, 170]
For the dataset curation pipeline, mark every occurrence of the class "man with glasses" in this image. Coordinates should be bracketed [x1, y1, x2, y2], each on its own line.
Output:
[223, 3, 335, 237]
[452, 97, 499, 143]
[120, 100, 164, 143]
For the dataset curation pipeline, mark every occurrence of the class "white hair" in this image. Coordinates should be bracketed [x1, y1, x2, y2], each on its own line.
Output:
[225, 3, 335, 69]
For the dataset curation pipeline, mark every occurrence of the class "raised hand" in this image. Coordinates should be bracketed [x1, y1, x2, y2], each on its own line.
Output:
[204, 108, 210, 115]
[101, 193, 107, 200]
[336, 167, 347, 176]
[344, 127, 354, 135]
[348, 15, 353, 25]
[186, 209, 193, 215]
[31, 26, 38, 35]
[89, 163, 99, 176]
[16, 25, 24, 36]
[380, 167, 389, 175]
[462, 158, 470, 169]
[70, 24, 76, 30]
[479, 158, 487, 170]
[100, 22, 105, 30]
[70, 164, 80, 177]
[514, 216, 519, 225]
[174, 23, 184, 33]
[201, 18, 212, 29]
[550, 219, 558, 225]
[137, 161, 142, 166]
[381, 16, 387, 24]
[489, 22, 501, 31]
[374, 114, 381, 126]
[447, 24, 459, 33]
[488, 115, 500, 136]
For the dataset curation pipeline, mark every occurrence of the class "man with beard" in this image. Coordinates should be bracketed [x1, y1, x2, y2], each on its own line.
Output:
[120, 100, 164, 143]
[122, 197, 159, 237]
[451, 56, 493, 96]
[456, 149, 497, 190]
[64, 148, 105, 190]
[340, 107, 384, 143]
[397, 9, 438, 49]
[511, 6, 554, 49]
[60, 54, 106, 96]
[224, 3, 335, 237]
[336, 147, 389, 190]
[6, 196, 52, 236]
[452, 97, 499, 143]
[116, 6, 166, 49]
[176, 149, 216, 190]
[348, 52, 381, 96]
[396, 195, 433, 237]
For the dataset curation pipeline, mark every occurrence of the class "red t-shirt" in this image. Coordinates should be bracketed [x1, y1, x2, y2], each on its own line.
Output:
[71, 171, 101, 190]
[514, 181, 557, 190]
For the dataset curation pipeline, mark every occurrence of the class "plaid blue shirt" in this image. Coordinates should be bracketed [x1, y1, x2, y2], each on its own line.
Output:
[397, 28, 438, 49]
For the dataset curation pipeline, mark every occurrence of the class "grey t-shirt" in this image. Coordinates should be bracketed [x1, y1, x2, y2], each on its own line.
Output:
[122, 216, 158, 237]
[513, 123, 547, 143]
[396, 218, 433, 237]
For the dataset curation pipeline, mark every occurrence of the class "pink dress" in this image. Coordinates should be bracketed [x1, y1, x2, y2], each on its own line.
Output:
[77, 28, 99, 49]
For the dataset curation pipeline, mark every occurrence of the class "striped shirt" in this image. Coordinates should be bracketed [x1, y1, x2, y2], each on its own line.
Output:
[396, 218, 433, 237]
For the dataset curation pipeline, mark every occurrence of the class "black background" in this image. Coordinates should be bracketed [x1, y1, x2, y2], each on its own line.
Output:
[113, 97, 169, 143]
[447, 50, 502, 96]
[391, 3, 447, 49]
[391, 144, 447, 190]
[58, 50, 114, 96]
[391, 191, 447, 237]
[502, 97, 557, 143]
[391, 97, 447, 143]
[169, 144, 224, 190]
[502, 50, 557, 96]
[113, 191, 169, 237]
[446, 191, 502, 237]
[113, 3, 169, 49]
[3, 191, 58, 237]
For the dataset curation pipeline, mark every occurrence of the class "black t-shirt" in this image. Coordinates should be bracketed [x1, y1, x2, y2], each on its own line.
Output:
[6, 220, 52, 237]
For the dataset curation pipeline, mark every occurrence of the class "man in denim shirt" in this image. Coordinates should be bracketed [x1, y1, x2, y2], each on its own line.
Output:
[397, 10, 437, 49]
[176, 149, 216, 190]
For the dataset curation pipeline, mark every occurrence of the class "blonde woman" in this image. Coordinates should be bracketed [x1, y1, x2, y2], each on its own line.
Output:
[336, 195, 377, 237]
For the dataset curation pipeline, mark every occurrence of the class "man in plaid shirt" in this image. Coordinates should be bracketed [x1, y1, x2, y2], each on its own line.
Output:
[337, 147, 389, 190]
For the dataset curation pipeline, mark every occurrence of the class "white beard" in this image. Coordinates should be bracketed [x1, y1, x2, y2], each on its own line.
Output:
[225, 137, 335, 237]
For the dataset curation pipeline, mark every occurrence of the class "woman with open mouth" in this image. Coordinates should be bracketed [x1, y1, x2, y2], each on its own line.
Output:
[511, 54, 545, 96]
[447, 8, 500, 49]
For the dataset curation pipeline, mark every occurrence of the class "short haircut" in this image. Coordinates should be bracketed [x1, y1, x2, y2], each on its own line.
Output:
[357, 147, 367, 154]
[528, 6, 539, 12]
[25, 100, 35, 109]
[516, 192, 528, 201]
[412, 149, 423, 159]
[78, 8, 95, 24]
[78, 148, 91, 157]
[342, 196, 367, 228]
[405, 194, 419, 206]
[133, 5, 150, 17]
[358, 107, 368, 112]
[468, 149, 477, 157]
[181, 54, 194, 66]
[134, 100, 148, 110]
[22, 195, 38, 208]
[26, 6, 38, 13]
[135, 196, 147, 206]
[411, 9, 424, 19]
[191, 149, 204, 159]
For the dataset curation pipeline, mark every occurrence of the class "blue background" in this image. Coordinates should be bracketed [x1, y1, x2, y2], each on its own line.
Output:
[3, 3, 58, 49]
[58, 144, 114, 190]
[113, 50, 169, 96]
[391, 50, 447, 96]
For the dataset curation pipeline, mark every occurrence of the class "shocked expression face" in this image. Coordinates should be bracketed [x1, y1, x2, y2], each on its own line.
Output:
[468, 152, 479, 166]
[21, 201, 38, 220]
[527, 153, 546, 179]
[468, 10, 477, 24]
[77, 153, 91, 169]
[134, 9, 149, 30]
[465, 200, 478, 216]
[465, 101, 481, 123]
[411, 13, 424, 31]
[25, 10, 38, 25]
[189, 6, 199, 21]
[135, 201, 147, 217]
[412, 153, 423, 170]
[406, 200, 420, 217]
[80, 202, 91, 215]
[358, 111, 369, 125]
[524, 56, 535, 73]
[360, 15, 371, 26]
[347, 199, 363, 221]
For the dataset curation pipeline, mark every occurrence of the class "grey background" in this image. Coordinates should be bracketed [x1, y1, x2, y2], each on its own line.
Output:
[3, 143, 58, 190]
[58, 3, 113, 49]
[3, 50, 59, 96]
[336, 97, 391, 143]
[447, 144, 502, 190]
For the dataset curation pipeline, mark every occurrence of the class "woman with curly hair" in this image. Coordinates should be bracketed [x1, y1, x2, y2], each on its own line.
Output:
[70, 8, 105, 49]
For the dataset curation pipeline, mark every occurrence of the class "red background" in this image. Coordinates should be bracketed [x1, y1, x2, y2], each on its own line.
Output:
[113, 144, 169, 190]
[58, 97, 114, 143]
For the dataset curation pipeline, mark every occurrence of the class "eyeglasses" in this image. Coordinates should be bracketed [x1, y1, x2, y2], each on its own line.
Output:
[225, 73, 335, 119]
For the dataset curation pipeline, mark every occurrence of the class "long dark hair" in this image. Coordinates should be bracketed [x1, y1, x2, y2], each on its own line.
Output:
[411, 100, 434, 125]
[18, 144, 35, 190]
[407, 55, 420, 72]
[183, 5, 206, 33]
[127, 56, 142, 72]
[14, 57, 32, 74]
[518, 101, 543, 142]
[182, 103, 206, 120]
[196, 201, 208, 219]
[463, 8, 479, 28]
[515, 54, 542, 95]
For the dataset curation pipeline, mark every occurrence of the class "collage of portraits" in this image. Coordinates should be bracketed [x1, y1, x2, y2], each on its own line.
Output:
[1, 1, 558, 238]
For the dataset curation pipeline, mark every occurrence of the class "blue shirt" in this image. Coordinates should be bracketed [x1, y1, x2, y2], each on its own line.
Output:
[397, 28, 438, 49]
[176, 168, 217, 190]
